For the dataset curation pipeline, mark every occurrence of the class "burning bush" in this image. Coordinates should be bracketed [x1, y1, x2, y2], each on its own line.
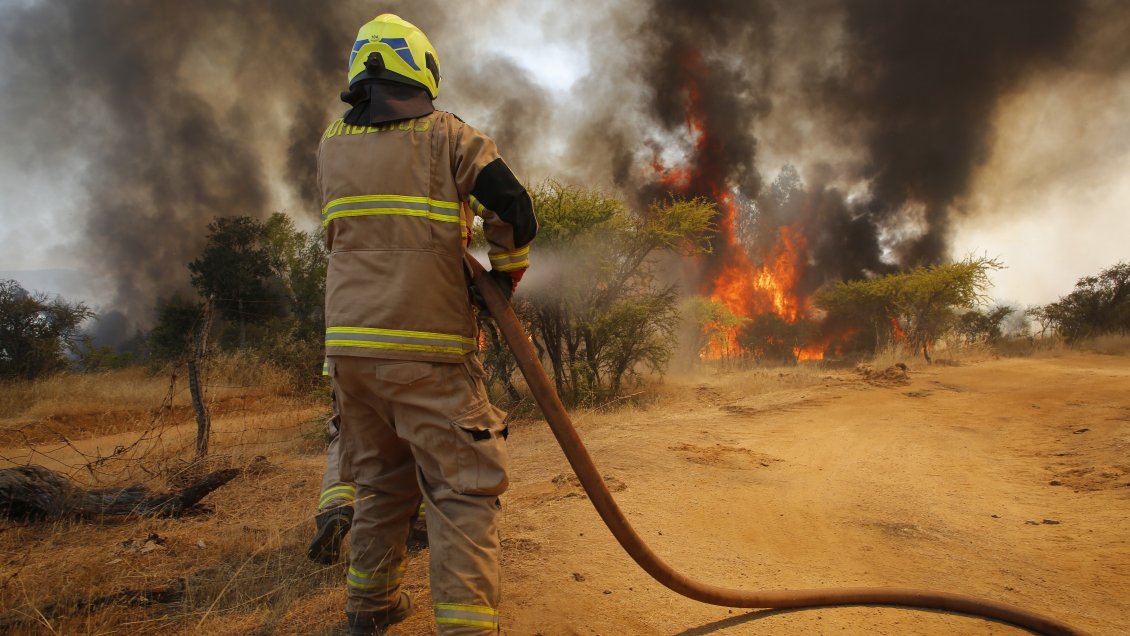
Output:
[816, 257, 1003, 363]
[735, 314, 820, 367]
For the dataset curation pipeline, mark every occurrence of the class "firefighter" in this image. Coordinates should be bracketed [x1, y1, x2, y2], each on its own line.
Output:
[307, 390, 427, 565]
[306, 392, 354, 565]
[318, 14, 537, 635]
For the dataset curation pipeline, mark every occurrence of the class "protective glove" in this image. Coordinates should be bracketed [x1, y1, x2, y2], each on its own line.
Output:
[471, 269, 516, 312]
[490, 268, 518, 298]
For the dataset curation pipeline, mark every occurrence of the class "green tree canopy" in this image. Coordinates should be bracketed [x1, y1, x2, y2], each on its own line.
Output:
[188, 216, 281, 347]
[492, 182, 715, 405]
[816, 256, 1002, 362]
[736, 313, 818, 366]
[1030, 262, 1130, 341]
[154, 213, 326, 385]
[147, 294, 205, 362]
[0, 280, 93, 379]
[957, 305, 1017, 344]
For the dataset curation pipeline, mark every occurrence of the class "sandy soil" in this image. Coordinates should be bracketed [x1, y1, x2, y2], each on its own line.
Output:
[2, 353, 1127, 635]
[473, 353, 1128, 635]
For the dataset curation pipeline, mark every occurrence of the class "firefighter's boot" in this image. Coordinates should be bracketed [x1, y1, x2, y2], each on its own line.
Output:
[308, 505, 353, 564]
[345, 592, 413, 635]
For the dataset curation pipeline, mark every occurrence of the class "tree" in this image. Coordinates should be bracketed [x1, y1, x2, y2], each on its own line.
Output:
[182, 213, 327, 385]
[683, 296, 747, 364]
[1030, 262, 1130, 341]
[263, 212, 327, 338]
[816, 257, 1002, 362]
[496, 182, 715, 405]
[147, 294, 204, 362]
[258, 213, 328, 383]
[0, 280, 93, 380]
[956, 305, 1016, 344]
[188, 216, 280, 348]
[72, 338, 137, 372]
[736, 313, 817, 366]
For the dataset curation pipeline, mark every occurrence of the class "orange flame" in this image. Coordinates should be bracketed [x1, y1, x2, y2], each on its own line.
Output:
[709, 223, 807, 322]
[890, 316, 906, 341]
[655, 52, 824, 362]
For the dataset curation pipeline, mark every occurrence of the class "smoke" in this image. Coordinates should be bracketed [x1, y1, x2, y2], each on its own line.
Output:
[0, 1, 357, 323]
[826, 1, 1083, 266]
[574, 0, 1120, 302]
[0, 1, 480, 327]
[1, 0, 1127, 336]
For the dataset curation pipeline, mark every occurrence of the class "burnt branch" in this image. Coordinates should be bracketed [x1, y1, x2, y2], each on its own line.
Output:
[0, 465, 239, 521]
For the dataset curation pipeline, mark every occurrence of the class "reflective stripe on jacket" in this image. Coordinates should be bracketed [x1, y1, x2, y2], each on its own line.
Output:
[317, 111, 536, 363]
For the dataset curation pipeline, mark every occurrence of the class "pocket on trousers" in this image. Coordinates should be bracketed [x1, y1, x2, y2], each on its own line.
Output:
[450, 401, 510, 497]
[374, 361, 434, 385]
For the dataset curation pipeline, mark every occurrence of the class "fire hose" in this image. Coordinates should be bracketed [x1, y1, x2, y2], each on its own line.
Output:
[466, 254, 1088, 636]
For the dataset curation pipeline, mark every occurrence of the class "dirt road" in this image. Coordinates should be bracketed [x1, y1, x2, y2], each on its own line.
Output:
[3, 353, 1127, 634]
[461, 353, 1129, 635]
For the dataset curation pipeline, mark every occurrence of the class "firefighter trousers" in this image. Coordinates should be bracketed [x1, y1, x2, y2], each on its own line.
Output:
[331, 354, 509, 635]
[317, 397, 356, 512]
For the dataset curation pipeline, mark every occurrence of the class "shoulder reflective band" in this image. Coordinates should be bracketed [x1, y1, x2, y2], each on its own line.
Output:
[347, 564, 406, 592]
[318, 484, 356, 510]
[322, 195, 461, 226]
[326, 326, 477, 355]
[433, 603, 499, 630]
[488, 245, 530, 272]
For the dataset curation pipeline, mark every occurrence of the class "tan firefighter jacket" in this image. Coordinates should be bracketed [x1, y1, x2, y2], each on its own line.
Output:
[317, 110, 537, 363]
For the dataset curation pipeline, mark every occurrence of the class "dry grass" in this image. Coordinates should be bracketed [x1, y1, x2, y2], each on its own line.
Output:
[0, 351, 294, 421]
[0, 349, 906, 633]
[990, 333, 1129, 358]
[0, 367, 173, 420]
[0, 352, 326, 486]
[1076, 332, 1130, 355]
[0, 353, 335, 634]
[866, 341, 917, 370]
[0, 452, 341, 635]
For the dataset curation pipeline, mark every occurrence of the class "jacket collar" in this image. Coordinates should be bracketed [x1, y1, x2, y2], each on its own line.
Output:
[340, 79, 434, 126]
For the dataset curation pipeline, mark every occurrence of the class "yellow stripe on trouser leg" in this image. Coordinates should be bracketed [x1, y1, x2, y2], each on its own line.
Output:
[319, 484, 356, 510]
[434, 603, 499, 630]
[347, 564, 406, 592]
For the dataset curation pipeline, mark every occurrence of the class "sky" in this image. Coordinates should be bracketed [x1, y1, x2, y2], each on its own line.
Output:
[1, 0, 1128, 316]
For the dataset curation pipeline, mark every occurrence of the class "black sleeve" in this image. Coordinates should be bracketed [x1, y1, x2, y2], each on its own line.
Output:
[470, 158, 538, 247]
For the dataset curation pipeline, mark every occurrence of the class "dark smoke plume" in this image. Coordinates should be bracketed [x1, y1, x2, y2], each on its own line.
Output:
[828, 0, 1083, 267]
[0, 1, 464, 326]
[621, 0, 1097, 299]
[2, 0, 1128, 335]
[0, 1, 360, 323]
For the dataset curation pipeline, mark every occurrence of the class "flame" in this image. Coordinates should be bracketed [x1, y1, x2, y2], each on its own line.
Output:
[654, 53, 823, 361]
[652, 159, 691, 190]
[890, 316, 906, 341]
[709, 223, 806, 322]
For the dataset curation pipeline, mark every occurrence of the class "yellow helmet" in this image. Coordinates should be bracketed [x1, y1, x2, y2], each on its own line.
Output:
[347, 14, 441, 99]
